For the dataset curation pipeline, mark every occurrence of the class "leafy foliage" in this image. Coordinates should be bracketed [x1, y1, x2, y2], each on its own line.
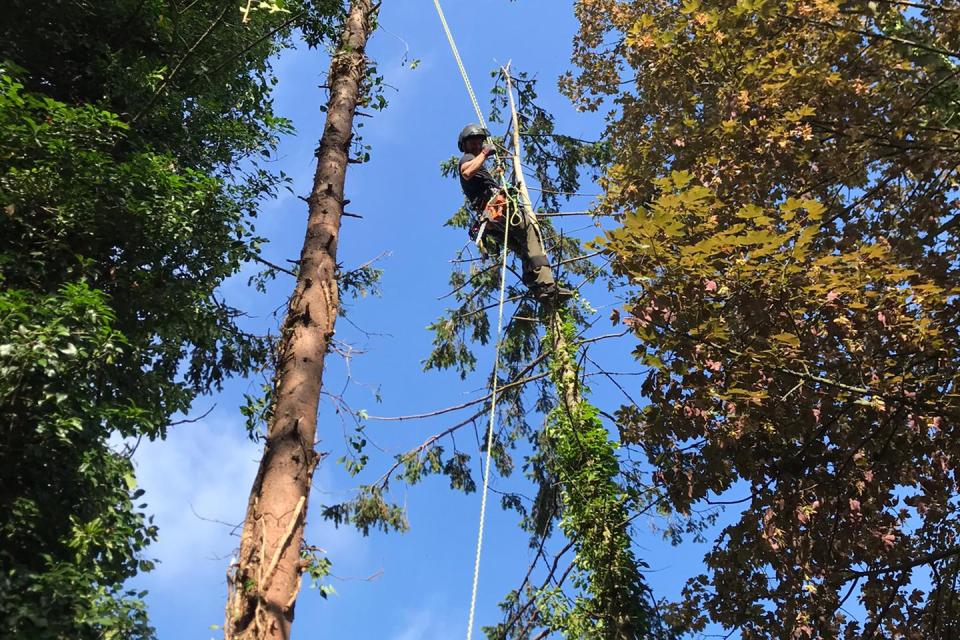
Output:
[567, 0, 960, 637]
[0, 284, 156, 639]
[486, 313, 662, 640]
[320, 486, 409, 537]
[0, 0, 323, 634]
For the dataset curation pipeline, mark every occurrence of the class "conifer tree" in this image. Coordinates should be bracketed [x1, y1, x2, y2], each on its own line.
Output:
[333, 70, 667, 639]
[224, 1, 381, 638]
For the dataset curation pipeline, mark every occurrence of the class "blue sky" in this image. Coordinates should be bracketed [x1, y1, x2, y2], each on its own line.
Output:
[129, 2, 722, 638]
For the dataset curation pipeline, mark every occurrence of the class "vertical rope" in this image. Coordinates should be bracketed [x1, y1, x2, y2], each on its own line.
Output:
[432, 0, 486, 127]
[429, 3, 513, 639]
[464, 218, 510, 640]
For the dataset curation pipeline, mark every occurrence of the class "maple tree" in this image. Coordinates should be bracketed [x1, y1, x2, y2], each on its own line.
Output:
[565, 0, 960, 637]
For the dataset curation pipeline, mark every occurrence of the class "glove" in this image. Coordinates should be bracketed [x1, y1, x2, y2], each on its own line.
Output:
[482, 144, 496, 156]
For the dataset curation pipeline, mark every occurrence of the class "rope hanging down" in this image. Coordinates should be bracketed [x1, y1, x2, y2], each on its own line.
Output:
[465, 199, 510, 640]
[430, 2, 512, 640]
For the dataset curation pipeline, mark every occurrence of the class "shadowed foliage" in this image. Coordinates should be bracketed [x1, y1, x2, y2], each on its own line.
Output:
[0, 1, 333, 636]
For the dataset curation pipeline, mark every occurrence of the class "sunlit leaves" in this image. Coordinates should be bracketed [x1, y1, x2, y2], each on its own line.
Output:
[570, 0, 960, 637]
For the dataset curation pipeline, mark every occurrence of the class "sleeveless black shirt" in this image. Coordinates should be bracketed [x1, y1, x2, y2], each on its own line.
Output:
[459, 153, 499, 210]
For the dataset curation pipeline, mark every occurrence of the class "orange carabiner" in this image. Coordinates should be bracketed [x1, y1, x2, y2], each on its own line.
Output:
[483, 192, 508, 221]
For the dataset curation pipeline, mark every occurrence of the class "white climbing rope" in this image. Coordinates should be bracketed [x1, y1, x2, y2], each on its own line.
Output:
[465, 216, 511, 640]
[430, 2, 513, 639]
[432, 0, 486, 128]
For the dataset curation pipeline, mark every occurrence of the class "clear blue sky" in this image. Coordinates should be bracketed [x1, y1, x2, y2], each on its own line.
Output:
[130, 2, 722, 638]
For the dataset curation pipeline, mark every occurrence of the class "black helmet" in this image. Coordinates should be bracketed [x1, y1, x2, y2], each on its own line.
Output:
[458, 123, 489, 152]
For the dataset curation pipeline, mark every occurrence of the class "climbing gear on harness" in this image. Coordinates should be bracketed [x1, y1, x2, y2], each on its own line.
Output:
[472, 219, 488, 250]
[469, 188, 525, 256]
[477, 186, 523, 226]
[458, 123, 490, 152]
[483, 191, 508, 222]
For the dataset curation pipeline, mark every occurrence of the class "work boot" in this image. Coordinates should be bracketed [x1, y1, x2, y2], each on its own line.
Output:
[532, 283, 574, 305]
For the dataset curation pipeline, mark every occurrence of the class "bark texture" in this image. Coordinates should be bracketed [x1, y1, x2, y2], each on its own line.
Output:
[504, 72, 577, 405]
[224, 2, 375, 638]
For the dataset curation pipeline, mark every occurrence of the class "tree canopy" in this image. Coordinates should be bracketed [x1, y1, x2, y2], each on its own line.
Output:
[0, 1, 327, 635]
[566, 0, 960, 637]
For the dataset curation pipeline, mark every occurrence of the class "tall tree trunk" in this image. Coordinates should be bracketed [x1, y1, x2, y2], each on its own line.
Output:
[225, 1, 375, 638]
[506, 72, 649, 640]
[503, 70, 580, 410]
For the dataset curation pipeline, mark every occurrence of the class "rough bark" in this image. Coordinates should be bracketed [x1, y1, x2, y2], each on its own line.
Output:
[224, 2, 375, 638]
[503, 70, 580, 410]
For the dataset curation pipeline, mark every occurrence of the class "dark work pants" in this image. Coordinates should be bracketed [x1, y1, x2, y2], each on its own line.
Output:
[481, 207, 555, 289]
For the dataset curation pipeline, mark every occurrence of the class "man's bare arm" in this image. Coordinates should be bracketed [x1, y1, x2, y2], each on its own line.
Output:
[460, 146, 494, 179]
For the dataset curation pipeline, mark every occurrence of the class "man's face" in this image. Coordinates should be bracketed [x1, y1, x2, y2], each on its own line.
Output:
[464, 136, 486, 155]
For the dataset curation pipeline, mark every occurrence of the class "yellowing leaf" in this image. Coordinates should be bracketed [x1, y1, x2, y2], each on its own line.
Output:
[737, 204, 765, 219]
[671, 170, 694, 189]
[771, 332, 800, 347]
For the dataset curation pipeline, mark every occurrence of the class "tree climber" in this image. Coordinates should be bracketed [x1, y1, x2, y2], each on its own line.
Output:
[458, 123, 572, 303]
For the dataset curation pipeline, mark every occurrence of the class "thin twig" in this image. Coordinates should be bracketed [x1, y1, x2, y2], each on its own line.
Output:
[557, 250, 604, 267]
[169, 404, 217, 425]
[366, 370, 549, 422]
[841, 546, 960, 580]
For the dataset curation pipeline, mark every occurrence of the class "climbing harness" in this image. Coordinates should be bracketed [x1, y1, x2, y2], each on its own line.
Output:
[472, 188, 524, 255]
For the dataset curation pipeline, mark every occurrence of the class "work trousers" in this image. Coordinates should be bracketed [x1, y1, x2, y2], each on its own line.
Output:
[478, 194, 555, 289]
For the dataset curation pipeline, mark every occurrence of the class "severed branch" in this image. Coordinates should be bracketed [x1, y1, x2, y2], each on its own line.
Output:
[252, 255, 297, 277]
